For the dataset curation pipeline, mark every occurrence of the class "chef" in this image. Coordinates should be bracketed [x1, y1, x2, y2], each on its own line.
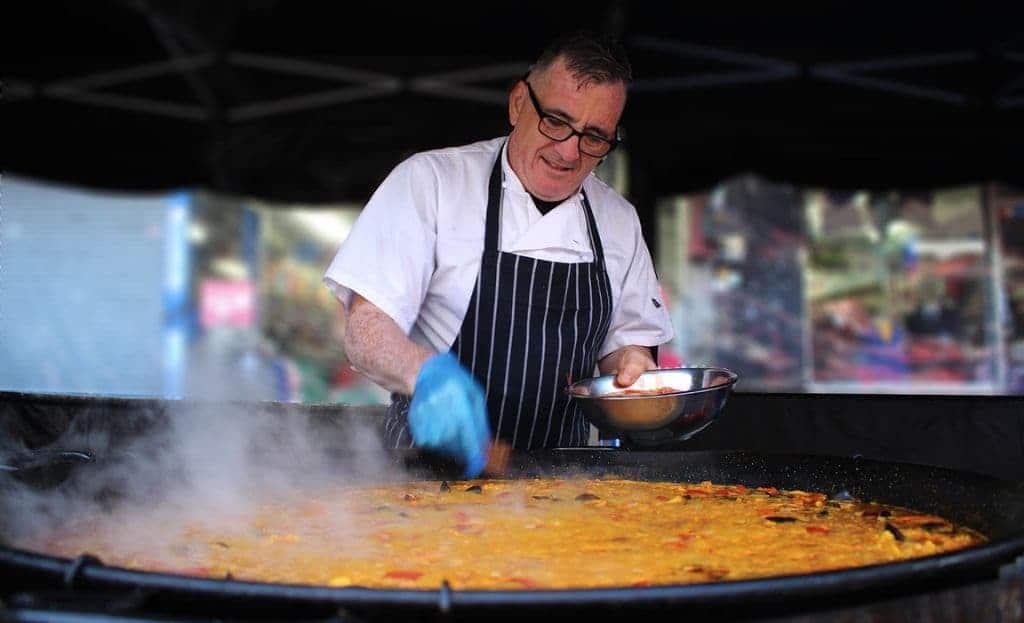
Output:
[323, 30, 673, 476]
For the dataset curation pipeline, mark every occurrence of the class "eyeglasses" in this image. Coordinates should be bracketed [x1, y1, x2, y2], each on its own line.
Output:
[523, 80, 621, 158]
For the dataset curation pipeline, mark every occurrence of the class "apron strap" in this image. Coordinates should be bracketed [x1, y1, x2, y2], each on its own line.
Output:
[483, 145, 504, 255]
[579, 189, 606, 272]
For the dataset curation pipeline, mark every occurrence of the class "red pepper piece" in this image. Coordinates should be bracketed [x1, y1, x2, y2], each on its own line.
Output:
[177, 566, 211, 577]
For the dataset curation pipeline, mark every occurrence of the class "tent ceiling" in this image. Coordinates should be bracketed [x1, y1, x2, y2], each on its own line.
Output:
[5, 1, 1024, 203]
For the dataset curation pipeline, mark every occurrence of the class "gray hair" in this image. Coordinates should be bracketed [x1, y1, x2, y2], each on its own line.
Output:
[529, 30, 632, 87]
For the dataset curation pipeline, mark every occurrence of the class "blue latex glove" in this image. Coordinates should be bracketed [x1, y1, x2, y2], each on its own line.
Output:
[408, 352, 491, 477]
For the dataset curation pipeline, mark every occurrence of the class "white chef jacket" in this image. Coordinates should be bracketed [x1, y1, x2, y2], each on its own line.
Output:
[323, 136, 673, 359]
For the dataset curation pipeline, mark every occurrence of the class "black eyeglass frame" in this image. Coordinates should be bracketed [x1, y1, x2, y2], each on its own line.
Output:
[522, 80, 622, 158]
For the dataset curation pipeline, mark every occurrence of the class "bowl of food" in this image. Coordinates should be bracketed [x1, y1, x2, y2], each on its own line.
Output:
[566, 367, 739, 446]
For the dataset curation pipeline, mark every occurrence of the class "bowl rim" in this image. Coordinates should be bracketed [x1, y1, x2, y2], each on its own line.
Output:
[564, 366, 739, 400]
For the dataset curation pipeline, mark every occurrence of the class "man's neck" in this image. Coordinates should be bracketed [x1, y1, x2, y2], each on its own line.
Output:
[531, 194, 569, 215]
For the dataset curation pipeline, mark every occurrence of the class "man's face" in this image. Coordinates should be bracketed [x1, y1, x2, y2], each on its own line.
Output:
[507, 58, 626, 202]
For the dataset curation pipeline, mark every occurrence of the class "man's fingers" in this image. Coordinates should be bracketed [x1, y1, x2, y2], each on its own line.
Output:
[615, 364, 644, 387]
[614, 346, 657, 387]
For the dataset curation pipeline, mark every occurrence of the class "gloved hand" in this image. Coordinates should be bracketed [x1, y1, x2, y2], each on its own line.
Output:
[408, 352, 491, 478]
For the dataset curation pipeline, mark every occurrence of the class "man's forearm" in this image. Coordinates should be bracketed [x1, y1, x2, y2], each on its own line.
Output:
[341, 294, 432, 395]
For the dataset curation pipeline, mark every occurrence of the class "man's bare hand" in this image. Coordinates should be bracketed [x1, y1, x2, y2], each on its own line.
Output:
[599, 345, 658, 387]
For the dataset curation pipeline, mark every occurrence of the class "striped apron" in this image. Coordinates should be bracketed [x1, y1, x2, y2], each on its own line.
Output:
[384, 147, 613, 450]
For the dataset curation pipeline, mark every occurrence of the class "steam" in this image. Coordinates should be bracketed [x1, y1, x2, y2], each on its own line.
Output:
[0, 395, 406, 565]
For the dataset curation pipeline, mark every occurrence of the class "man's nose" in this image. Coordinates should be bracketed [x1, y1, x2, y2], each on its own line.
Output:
[552, 134, 582, 162]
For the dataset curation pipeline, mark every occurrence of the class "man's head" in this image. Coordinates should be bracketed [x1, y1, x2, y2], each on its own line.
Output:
[507, 30, 631, 202]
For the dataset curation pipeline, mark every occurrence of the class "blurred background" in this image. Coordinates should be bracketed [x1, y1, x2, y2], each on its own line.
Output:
[4, 1, 1024, 402]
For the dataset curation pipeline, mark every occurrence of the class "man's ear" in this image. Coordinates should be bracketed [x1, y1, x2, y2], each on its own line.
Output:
[508, 81, 526, 127]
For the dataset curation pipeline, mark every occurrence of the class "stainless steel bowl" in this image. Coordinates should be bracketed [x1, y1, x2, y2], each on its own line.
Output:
[566, 367, 739, 446]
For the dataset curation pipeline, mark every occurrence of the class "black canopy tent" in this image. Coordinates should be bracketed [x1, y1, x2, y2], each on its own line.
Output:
[5, 1, 1024, 468]
[4, 1, 1024, 206]
[5, 0, 1024, 439]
